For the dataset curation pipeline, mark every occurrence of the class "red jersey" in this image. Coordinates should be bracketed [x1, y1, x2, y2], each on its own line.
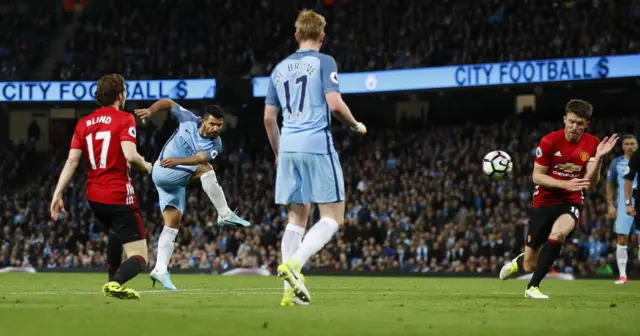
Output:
[533, 129, 600, 207]
[70, 106, 138, 206]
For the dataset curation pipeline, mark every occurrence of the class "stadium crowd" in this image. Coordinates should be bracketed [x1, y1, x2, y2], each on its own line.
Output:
[53, 0, 640, 80]
[1, 112, 638, 276]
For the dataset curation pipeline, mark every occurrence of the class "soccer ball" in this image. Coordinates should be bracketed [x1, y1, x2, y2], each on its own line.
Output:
[482, 151, 513, 180]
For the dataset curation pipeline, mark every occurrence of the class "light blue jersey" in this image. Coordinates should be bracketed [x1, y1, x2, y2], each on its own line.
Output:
[608, 155, 637, 235]
[266, 49, 345, 204]
[265, 49, 339, 154]
[152, 104, 222, 213]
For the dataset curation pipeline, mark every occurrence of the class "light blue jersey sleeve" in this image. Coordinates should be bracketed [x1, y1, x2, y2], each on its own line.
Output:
[319, 54, 340, 94]
[607, 157, 620, 182]
[265, 80, 280, 108]
[172, 104, 200, 124]
[200, 137, 223, 162]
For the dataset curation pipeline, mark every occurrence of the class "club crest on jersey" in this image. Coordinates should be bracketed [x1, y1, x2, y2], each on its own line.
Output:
[579, 152, 589, 162]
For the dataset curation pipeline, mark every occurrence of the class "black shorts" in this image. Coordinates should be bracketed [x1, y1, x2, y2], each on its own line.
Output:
[88, 201, 145, 244]
[527, 203, 583, 250]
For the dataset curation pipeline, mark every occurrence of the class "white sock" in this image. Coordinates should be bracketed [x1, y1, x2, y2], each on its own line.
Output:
[281, 224, 305, 289]
[200, 170, 232, 218]
[616, 245, 628, 278]
[291, 217, 339, 267]
[155, 226, 178, 273]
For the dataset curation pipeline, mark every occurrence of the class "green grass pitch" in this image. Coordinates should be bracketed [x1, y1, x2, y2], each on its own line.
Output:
[0, 273, 637, 335]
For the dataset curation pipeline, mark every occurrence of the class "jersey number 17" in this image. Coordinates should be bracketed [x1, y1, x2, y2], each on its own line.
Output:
[86, 131, 111, 170]
[283, 75, 307, 120]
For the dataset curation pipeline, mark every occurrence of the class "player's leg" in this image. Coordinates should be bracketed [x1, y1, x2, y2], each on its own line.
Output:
[106, 233, 123, 281]
[194, 163, 250, 228]
[150, 205, 182, 290]
[273, 152, 310, 305]
[500, 208, 548, 280]
[280, 203, 310, 306]
[279, 152, 346, 303]
[103, 206, 147, 300]
[526, 205, 580, 299]
[614, 213, 632, 284]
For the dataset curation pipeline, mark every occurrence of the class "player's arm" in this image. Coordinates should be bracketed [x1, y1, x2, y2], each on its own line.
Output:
[264, 79, 280, 159]
[605, 158, 618, 218]
[585, 134, 618, 189]
[50, 133, 83, 220]
[135, 98, 198, 123]
[624, 151, 640, 215]
[120, 114, 152, 174]
[532, 139, 589, 191]
[160, 140, 220, 167]
[532, 163, 568, 189]
[321, 55, 366, 135]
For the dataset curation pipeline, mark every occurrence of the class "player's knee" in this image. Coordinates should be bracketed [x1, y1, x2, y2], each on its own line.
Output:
[194, 164, 213, 180]
[162, 207, 182, 229]
[617, 235, 629, 245]
[123, 240, 148, 263]
[548, 231, 567, 242]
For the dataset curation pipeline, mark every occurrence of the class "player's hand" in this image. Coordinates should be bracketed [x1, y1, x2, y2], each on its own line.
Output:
[627, 204, 636, 216]
[134, 109, 151, 122]
[143, 161, 153, 174]
[607, 204, 617, 220]
[562, 178, 590, 191]
[160, 157, 180, 168]
[50, 195, 67, 221]
[596, 134, 619, 158]
[351, 122, 367, 135]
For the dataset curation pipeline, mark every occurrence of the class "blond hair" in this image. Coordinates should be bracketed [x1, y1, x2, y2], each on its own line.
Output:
[295, 9, 326, 42]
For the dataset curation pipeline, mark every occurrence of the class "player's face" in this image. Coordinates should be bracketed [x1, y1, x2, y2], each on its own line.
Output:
[623, 138, 637, 156]
[563, 112, 588, 142]
[200, 116, 223, 138]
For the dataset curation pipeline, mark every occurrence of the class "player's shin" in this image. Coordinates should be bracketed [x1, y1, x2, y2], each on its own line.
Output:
[107, 234, 123, 280]
[155, 226, 178, 273]
[616, 245, 628, 279]
[200, 170, 232, 218]
[112, 255, 146, 285]
[291, 217, 339, 268]
[527, 238, 563, 289]
[282, 224, 305, 289]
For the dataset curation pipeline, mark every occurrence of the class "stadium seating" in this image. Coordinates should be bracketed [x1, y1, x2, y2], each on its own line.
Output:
[54, 0, 640, 80]
[1, 113, 636, 275]
[0, 2, 60, 80]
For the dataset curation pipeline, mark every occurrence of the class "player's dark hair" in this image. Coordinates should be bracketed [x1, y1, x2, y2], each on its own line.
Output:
[203, 104, 225, 119]
[565, 99, 593, 120]
[95, 74, 125, 107]
[623, 134, 637, 141]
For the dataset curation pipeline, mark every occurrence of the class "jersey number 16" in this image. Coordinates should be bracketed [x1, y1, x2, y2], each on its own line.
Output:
[86, 131, 111, 170]
[283, 75, 307, 120]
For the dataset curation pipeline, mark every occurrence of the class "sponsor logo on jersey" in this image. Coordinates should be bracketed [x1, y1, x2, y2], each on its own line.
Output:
[553, 162, 584, 177]
[555, 151, 562, 157]
[579, 151, 589, 162]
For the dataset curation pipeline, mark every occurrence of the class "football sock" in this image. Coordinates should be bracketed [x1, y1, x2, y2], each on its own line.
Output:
[106, 234, 123, 281]
[281, 224, 305, 289]
[515, 253, 525, 272]
[528, 238, 563, 288]
[200, 170, 232, 218]
[616, 245, 628, 278]
[291, 217, 339, 267]
[112, 255, 146, 285]
[155, 226, 178, 273]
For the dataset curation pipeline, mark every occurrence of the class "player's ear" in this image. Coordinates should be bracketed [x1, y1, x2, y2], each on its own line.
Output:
[319, 32, 325, 43]
[295, 32, 300, 43]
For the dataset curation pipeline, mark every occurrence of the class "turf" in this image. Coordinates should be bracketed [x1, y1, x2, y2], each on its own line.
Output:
[0, 273, 637, 335]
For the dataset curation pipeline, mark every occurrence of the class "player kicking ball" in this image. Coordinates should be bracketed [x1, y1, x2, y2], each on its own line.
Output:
[51, 74, 153, 299]
[263, 9, 367, 306]
[500, 99, 618, 299]
[605, 135, 638, 284]
[135, 100, 250, 290]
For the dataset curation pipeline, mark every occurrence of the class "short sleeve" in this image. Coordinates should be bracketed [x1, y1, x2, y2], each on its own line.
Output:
[607, 158, 618, 182]
[265, 79, 280, 107]
[119, 114, 137, 144]
[534, 137, 553, 167]
[200, 137, 223, 162]
[319, 54, 340, 94]
[69, 122, 83, 150]
[625, 151, 640, 181]
[171, 104, 199, 123]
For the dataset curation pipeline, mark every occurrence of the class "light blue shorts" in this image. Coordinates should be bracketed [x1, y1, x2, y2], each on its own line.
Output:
[152, 161, 196, 214]
[275, 152, 345, 205]
[614, 206, 638, 235]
